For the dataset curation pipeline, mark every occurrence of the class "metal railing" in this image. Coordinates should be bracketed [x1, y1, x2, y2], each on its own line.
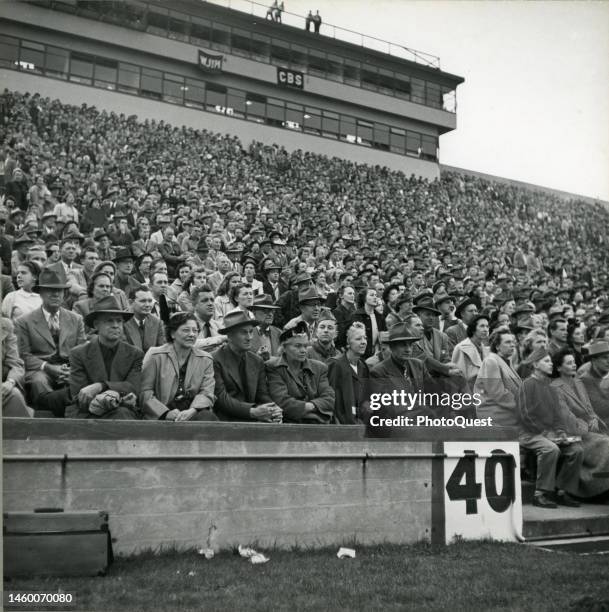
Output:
[204, 0, 441, 68]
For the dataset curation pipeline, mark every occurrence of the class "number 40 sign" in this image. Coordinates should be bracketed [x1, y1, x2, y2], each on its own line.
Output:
[442, 441, 523, 544]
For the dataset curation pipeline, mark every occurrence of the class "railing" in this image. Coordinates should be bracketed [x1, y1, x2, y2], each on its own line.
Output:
[204, 0, 441, 68]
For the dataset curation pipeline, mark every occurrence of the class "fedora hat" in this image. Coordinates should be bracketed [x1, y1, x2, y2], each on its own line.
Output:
[512, 302, 535, 318]
[113, 247, 134, 262]
[386, 322, 419, 343]
[84, 295, 133, 327]
[14, 233, 35, 246]
[251, 294, 280, 310]
[298, 287, 322, 305]
[262, 258, 281, 272]
[292, 271, 312, 286]
[514, 315, 536, 331]
[588, 341, 609, 358]
[412, 296, 440, 315]
[455, 297, 477, 319]
[218, 309, 260, 334]
[412, 290, 433, 305]
[434, 292, 454, 308]
[33, 269, 70, 292]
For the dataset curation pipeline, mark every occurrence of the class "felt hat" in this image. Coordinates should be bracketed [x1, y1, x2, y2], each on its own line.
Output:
[84, 295, 133, 327]
[218, 310, 260, 334]
[386, 322, 419, 343]
[33, 269, 70, 292]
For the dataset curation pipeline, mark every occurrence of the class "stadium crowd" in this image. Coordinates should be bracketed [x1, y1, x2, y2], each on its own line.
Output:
[1, 90, 609, 506]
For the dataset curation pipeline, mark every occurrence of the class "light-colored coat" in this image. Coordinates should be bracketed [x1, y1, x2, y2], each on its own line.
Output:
[140, 343, 215, 418]
[452, 337, 490, 389]
[474, 352, 522, 426]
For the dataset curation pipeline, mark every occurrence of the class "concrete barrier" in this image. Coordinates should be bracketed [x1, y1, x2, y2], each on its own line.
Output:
[2, 419, 518, 554]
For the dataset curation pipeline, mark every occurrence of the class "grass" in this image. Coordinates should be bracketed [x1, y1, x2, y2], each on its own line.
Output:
[4, 541, 609, 612]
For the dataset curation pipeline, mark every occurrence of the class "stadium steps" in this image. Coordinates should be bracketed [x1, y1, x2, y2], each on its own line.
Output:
[523, 503, 609, 553]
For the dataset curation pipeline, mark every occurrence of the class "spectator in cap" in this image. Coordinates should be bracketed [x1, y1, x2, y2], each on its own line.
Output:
[517, 346, 584, 508]
[284, 286, 323, 341]
[328, 321, 370, 424]
[551, 349, 609, 493]
[265, 321, 335, 424]
[350, 287, 386, 360]
[577, 341, 609, 423]
[274, 271, 314, 329]
[141, 312, 216, 421]
[2, 261, 42, 320]
[113, 247, 139, 294]
[446, 297, 479, 349]
[435, 292, 458, 333]
[2, 316, 33, 417]
[122, 285, 166, 354]
[212, 310, 281, 422]
[250, 294, 281, 360]
[67, 295, 142, 419]
[366, 322, 440, 429]
[261, 259, 287, 302]
[307, 309, 340, 364]
[474, 326, 522, 428]
[365, 330, 391, 369]
[14, 269, 86, 417]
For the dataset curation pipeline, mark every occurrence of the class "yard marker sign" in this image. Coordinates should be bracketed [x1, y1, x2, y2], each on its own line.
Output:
[432, 441, 523, 545]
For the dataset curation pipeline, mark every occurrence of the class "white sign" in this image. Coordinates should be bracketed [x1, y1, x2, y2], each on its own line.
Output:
[443, 441, 523, 544]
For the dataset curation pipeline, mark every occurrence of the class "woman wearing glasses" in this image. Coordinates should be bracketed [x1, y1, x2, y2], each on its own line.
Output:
[140, 312, 216, 421]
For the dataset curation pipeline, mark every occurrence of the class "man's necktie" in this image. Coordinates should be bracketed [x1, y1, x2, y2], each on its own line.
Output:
[204, 322, 212, 338]
[49, 312, 60, 345]
[138, 319, 146, 347]
[239, 356, 250, 399]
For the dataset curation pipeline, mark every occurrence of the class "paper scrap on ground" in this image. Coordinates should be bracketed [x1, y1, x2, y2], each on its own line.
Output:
[337, 547, 356, 559]
[197, 548, 215, 559]
[238, 545, 270, 564]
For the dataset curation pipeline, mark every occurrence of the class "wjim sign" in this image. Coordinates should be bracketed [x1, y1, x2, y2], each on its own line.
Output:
[198, 50, 223, 72]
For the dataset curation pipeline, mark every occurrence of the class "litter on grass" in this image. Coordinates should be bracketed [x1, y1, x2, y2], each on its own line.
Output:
[197, 548, 215, 559]
[337, 547, 356, 559]
[238, 545, 270, 564]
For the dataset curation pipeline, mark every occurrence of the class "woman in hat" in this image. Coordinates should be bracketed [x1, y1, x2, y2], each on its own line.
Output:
[265, 322, 335, 424]
[73, 272, 114, 331]
[551, 348, 609, 500]
[141, 312, 216, 421]
[1, 261, 42, 320]
[328, 321, 369, 424]
[451, 314, 491, 391]
[517, 347, 584, 508]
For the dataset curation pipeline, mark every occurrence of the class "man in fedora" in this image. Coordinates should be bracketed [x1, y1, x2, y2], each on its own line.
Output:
[212, 309, 282, 422]
[435, 292, 458, 333]
[446, 297, 479, 349]
[113, 247, 139, 294]
[274, 271, 314, 329]
[46, 232, 87, 301]
[250, 294, 281, 360]
[68, 295, 143, 419]
[367, 322, 439, 429]
[284, 286, 322, 340]
[577, 341, 609, 422]
[14, 269, 86, 416]
[261, 259, 287, 302]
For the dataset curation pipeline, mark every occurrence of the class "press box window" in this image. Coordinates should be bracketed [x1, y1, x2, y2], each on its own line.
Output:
[19, 40, 44, 74]
[45, 45, 69, 79]
[206, 83, 227, 112]
[246, 93, 266, 121]
[184, 78, 205, 109]
[140, 67, 163, 100]
[227, 88, 247, 118]
[118, 62, 140, 93]
[191, 17, 212, 46]
[0, 35, 19, 69]
[69, 51, 95, 84]
[94, 57, 118, 89]
[163, 73, 184, 104]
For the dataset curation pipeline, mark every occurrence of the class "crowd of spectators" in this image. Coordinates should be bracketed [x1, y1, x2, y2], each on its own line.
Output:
[1, 89, 608, 506]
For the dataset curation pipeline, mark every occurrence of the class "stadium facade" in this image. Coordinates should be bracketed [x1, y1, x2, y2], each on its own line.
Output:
[0, 0, 464, 180]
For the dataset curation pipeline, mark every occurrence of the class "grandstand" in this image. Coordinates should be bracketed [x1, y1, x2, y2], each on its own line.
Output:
[2, 0, 609, 571]
[0, 0, 464, 179]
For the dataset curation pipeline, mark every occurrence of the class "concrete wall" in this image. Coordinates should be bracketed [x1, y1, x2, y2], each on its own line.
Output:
[3, 421, 435, 553]
[0, 2, 457, 132]
[1, 70, 440, 179]
[3, 419, 519, 555]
